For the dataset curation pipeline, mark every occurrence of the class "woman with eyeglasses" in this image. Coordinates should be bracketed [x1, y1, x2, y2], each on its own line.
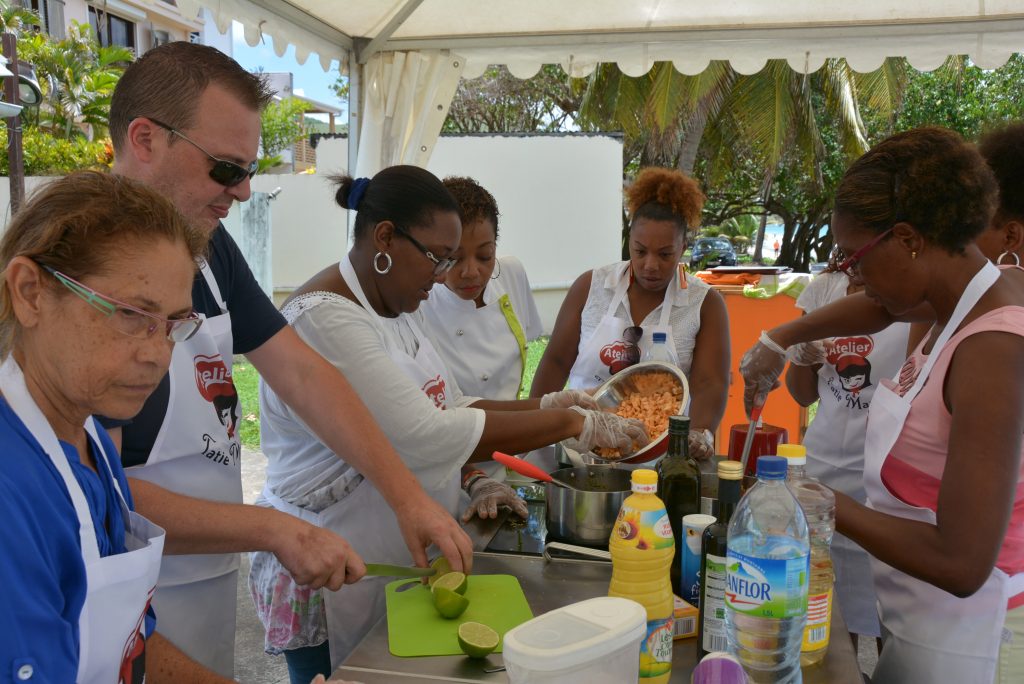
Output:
[530, 167, 731, 461]
[250, 164, 647, 679]
[748, 127, 1024, 683]
[0, 171, 252, 681]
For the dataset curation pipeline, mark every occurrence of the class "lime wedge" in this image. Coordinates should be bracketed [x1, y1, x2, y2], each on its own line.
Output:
[458, 621, 499, 658]
[432, 571, 468, 595]
[427, 557, 453, 587]
[432, 586, 469, 619]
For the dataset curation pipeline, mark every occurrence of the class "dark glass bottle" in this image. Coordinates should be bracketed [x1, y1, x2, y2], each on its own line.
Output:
[698, 460, 744, 658]
[657, 415, 701, 597]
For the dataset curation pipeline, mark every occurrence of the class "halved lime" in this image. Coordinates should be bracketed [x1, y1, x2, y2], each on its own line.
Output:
[432, 586, 469, 619]
[427, 557, 453, 587]
[432, 571, 468, 595]
[458, 621, 499, 658]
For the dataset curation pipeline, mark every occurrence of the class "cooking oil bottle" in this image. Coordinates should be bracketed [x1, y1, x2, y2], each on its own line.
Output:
[609, 468, 675, 683]
[779, 443, 835, 667]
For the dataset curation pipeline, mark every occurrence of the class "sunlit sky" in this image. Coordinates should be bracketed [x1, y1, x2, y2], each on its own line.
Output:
[228, 21, 348, 120]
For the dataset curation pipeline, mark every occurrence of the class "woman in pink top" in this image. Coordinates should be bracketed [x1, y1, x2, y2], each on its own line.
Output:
[825, 127, 1024, 684]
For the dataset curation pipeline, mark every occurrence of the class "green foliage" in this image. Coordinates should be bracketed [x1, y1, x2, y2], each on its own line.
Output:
[18, 22, 133, 140]
[0, 126, 110, 175]
[443, 65, 581, 133]
[233, 361, 261, 450]
[260, 97, 312, 161]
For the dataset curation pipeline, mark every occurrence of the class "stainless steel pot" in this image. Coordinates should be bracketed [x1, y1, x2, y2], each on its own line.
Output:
[544, 465, 632, 548]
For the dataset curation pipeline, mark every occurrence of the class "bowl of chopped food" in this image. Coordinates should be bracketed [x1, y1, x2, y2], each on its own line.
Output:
[589, 361, 690, 465]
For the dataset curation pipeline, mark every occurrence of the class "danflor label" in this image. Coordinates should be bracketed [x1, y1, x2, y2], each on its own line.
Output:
[725, 543, 808, 619]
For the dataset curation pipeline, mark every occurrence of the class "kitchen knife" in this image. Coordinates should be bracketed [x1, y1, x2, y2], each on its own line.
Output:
[363, 563, 437, 578]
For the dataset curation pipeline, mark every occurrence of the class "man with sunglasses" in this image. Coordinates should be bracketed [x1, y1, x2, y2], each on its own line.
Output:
[106, 41, 472, 676]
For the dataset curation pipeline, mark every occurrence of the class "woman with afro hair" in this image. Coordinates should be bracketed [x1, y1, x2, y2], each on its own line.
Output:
[531, 167, 730, 460]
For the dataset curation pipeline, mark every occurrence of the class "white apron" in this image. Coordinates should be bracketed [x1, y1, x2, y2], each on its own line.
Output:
[0, 356, 165, 684]
[264, 256, 463, 667]
[863, 262, 1024, 684]
[567, 264, 678, 389]
[126, 261, 240, 676]
[803, 322, 909, 637]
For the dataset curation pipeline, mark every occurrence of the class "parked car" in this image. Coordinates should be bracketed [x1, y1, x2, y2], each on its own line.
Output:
[689, 237, 737, 269]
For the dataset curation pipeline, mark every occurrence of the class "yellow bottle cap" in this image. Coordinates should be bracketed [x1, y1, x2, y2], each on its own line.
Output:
[776, 443, 807, 459]
[718, 460, 743, 480]
[632, 469, 658, 486]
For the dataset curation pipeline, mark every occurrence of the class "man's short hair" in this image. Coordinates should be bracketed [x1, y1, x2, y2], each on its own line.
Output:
[110, 41, 273, 152]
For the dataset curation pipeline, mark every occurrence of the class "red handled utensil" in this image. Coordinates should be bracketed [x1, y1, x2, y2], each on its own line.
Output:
[492, 451, 583, 491]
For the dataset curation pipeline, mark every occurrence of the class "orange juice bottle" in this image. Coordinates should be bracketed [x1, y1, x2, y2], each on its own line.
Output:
[609, 468, 675, 683]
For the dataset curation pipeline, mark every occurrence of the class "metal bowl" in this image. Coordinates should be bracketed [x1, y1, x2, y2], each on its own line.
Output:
[589, 361, 690, 465]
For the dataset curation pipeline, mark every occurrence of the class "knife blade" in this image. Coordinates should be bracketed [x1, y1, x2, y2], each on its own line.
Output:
[363, 563, 437, 578]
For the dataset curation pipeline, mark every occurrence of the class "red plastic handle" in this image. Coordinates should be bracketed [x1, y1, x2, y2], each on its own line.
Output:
[492, 451, 553, 483]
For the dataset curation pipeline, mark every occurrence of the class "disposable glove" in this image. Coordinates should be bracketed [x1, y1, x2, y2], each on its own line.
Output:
[786, 340, 826, 367]
[461, 477, 529, 522]
[562, 406, 649, 456]
[688, 428, 716, 461]
[540, 388, 600, 411]
[740, 331, 788, 417]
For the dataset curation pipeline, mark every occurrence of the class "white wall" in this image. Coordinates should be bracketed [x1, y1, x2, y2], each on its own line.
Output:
[0, 134, 623, 333]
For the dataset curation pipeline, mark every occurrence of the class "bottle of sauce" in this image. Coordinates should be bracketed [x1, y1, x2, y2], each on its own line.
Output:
[698, 460, 743, 657]
[609, 468, 675, 683]
[657, 415, 701, 596]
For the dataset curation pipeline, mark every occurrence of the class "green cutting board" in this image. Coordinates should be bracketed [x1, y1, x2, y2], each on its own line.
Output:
[385, 574, 533, 657]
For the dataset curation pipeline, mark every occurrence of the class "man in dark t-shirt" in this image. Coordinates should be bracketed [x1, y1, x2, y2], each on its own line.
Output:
[106, 42, 473, 675]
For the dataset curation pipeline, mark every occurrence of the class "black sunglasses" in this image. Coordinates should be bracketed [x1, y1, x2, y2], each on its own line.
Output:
[143, 117, 258, 187]
[394, 226, 457, 276]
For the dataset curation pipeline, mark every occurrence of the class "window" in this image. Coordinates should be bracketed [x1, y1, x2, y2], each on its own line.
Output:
[88, 7, 136, 50]
[18, 0, 65, 39]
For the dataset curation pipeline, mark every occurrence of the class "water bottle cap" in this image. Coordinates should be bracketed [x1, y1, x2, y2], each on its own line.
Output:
[776, 443, 807, 465]
[717, 460, 743, 480]
[652, 332, 667, 343]
[756, 455, 788, 479]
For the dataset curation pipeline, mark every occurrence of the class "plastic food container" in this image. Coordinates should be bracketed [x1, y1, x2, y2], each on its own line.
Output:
[502, 596, 647, 683]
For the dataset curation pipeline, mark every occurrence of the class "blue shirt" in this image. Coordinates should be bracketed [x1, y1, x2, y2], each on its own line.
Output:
[0, 397, 147, 683]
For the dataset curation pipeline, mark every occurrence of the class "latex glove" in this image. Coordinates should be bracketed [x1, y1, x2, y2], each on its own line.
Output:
[740, 331, 787, 417]
[540, 388, 600, 411]
[688, 427, 716, 461]
[786, 340, 826, 366]
[562, 406, 649, 455]
[462, 477, 529, 522]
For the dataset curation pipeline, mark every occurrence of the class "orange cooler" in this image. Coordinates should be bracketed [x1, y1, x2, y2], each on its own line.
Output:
[608, 469, 675, 683]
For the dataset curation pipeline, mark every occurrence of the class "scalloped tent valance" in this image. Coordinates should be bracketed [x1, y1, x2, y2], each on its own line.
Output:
[174, 0, 1024, 76]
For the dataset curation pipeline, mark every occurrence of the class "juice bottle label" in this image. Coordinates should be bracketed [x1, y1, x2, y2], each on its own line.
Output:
[614, 506, 674, 550]
[725, 544, 809, 619]
[639, 616, 674, 678]
[802, 588, 833, 649]
[701, 553, 729, 653]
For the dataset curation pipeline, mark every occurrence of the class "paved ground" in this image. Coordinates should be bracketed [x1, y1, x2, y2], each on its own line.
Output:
[233, 447, 877, 682]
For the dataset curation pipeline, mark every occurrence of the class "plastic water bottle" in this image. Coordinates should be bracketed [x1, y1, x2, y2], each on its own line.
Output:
[609, 469, 675, 683]
[643, 332, 674, 363]
[726, 456, 809, 684]
[779, 443, 835, 667]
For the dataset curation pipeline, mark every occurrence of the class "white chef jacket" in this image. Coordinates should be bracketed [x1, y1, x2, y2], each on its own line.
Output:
[421, 255, 543, 400]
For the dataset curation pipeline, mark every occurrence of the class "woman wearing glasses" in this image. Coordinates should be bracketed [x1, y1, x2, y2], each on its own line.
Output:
[530, 166, 731, 460]
[0, 172, 246, 681]
[782, 250, 910, 651]
[251, 165, 647, 679]
[747, 127, 1024, 683]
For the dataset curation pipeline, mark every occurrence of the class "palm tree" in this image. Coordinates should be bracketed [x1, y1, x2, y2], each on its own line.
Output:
[0, 1, 42, 36]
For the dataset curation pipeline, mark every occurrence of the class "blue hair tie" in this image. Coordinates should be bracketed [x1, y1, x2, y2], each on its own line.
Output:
[347, 177, 371, 210]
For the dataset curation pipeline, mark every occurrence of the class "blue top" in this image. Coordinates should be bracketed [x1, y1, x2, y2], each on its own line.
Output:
[756, 455, 788, 479]
[0, 396, 152, 682]
[652, 331, 668, 344]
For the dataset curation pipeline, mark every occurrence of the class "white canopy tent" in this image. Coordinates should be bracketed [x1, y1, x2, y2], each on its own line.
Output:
[174, 1, 1024, 176]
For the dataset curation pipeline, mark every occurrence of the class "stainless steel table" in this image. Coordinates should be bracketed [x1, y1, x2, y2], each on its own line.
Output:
[332, 548, 863, 682]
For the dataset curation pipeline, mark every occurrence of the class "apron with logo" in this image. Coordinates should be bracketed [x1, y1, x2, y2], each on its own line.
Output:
[263, 255, 463, 667]
[863, 262, 1024, 684]
[0, 356, 165, 684]
[126, 260, 240, 675]
[567, 264, 678, 390]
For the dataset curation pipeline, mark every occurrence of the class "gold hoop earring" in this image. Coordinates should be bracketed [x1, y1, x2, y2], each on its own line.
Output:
[373, 251, 393, 275]
[998, 251, 1021, 267]
[911, 251, 917, 260]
